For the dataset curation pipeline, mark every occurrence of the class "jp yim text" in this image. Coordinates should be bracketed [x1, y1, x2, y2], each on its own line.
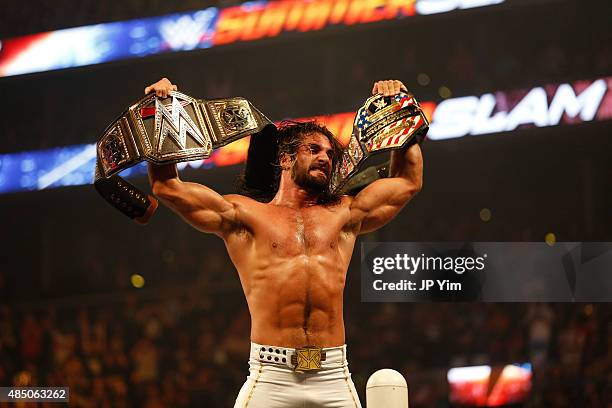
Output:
[373, 279, 462, 292]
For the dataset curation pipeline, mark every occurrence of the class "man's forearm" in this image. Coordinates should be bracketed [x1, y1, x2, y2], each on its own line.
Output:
[388, 144, 423, 189]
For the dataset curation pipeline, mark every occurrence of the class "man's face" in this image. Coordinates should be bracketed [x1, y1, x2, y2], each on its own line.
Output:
[290, 133, 335, 193]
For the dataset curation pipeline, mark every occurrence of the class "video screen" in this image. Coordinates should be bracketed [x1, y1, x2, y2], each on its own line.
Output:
[447, 363, 532, 407]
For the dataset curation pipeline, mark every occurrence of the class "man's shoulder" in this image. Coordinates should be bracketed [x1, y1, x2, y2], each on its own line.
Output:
[313, 195, 354, 213]
[336, 195, 355, 208]
[223, 194, 266, 207]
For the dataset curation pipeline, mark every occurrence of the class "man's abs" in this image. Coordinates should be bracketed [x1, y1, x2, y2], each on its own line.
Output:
[240, 255, 349, 348]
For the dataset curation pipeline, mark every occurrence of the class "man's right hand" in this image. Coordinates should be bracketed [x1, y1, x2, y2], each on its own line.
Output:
[144, 77, 177, 98]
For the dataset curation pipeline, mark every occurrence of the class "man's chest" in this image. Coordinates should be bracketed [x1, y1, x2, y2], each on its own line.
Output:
[250, 206, 352, 253]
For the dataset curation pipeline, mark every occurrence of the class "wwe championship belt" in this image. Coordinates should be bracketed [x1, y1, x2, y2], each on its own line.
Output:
[94, 91, 274, 224]
[330, 92, 429, 195]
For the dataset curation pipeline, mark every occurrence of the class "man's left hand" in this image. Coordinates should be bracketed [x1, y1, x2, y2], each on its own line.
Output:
[371, 80, 408, 96]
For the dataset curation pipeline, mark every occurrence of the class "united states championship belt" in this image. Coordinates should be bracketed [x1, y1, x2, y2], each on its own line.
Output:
[330, 92, 429, 195]
[94, 91, 274, 224]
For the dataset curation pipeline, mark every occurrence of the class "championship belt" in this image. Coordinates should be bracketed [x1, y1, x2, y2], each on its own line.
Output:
[330, 92, 429, 195]
[94, 91, 274, 224]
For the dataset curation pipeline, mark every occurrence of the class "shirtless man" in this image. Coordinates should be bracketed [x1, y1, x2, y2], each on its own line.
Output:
[145, 78, 423, 407]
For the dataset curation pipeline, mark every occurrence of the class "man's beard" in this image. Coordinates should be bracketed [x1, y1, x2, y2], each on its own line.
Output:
[292, 164, 329, 194]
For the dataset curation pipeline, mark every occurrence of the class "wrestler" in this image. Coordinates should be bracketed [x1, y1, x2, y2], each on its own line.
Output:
[145, 78, 423, 407]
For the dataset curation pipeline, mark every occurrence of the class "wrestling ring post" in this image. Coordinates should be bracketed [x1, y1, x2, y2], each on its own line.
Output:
[366, 368, 409, 408]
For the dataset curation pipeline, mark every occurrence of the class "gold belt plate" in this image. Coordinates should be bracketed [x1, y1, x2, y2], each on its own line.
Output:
[292, 346, 324, 371]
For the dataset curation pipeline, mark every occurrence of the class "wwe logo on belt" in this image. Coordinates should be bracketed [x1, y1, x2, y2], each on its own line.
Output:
[373, 98, 387, 111]
[154, 96, 208, 152]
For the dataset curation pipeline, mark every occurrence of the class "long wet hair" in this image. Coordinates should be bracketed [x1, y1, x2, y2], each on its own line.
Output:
[238, 121, 344, 204]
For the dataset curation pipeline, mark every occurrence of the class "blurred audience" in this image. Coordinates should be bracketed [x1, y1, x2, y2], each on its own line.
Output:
[0, 244, 610, 407]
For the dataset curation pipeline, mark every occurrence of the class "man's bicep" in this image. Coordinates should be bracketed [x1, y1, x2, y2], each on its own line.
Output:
[157, 182, 239, 234]
[350, 177, 417, 234]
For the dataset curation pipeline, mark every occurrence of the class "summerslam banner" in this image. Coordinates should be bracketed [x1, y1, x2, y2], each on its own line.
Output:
[0, 0, 506, 77]
[0, 76, 610, 194]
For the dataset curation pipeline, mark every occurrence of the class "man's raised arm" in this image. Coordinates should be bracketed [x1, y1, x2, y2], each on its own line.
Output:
[147, 163, 239, 236]
[145, 78, 239, 236]
[349, 80, 424, 235]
